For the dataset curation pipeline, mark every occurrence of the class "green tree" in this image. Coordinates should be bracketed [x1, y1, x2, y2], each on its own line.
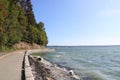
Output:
[17, 4, 28, 42]
[0, 0, 48, 51]
[0, 0, 9, 49]
[37, 22, 45, 30]
[37, 22, 48, 46]
[6, 0, 22, 47]
[25, 0, 36, 26]
[26, 25, 38, 44]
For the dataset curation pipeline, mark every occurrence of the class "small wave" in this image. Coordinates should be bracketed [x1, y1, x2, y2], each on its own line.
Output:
[82, 70, 116, 80]
[58, 52, 67, 54]
[54, 55, 62, 58]
[88, 61, 92, 63]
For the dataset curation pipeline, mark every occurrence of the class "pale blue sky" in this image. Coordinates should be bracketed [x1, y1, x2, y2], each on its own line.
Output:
[31, 0, 120, 46]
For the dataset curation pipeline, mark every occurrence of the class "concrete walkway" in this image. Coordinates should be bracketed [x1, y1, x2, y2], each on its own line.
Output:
[0, 50, 25, 80]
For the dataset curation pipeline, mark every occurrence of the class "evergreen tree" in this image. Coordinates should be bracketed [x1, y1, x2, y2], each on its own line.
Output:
[25, 0, 36, 26]
[18, 0, 37, 43]
[17, 2, 28, 42]
[0, 0, 48, 51]
[37, 22, 48, 46]
[27, 25, 38, 44]
[7, 0, 22, 47]
[0, 0, 9, 49]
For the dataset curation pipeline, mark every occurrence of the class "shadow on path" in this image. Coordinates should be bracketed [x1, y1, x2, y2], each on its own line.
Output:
[21, 52, 26, 80]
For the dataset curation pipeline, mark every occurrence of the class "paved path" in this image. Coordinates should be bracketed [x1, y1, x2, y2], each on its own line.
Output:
[0, 50, 25, 80]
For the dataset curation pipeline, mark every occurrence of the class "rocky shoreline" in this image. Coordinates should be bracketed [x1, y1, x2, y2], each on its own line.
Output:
[28, 55, 82, 80]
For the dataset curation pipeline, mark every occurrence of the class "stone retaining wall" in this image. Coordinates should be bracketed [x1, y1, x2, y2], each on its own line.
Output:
[25, 51, 34, 80]
[24, 48, 54, 80]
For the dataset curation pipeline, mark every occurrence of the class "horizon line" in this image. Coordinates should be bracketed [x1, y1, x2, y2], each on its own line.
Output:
[47, 44, 120, 47]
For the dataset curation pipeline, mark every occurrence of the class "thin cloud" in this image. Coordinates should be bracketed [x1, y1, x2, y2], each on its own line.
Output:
[98, 9, 120, 17]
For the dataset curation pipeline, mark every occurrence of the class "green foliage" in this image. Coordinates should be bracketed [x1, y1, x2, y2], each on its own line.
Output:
[27, 25, 38, 44]
[37, 22, 48, 46]
[37, 22, 45, 30]
[6, 0, 22, 47]
[17, 6, 28, 42]
[0, 33, 7, 46]
[0, 0, 48, 51]
[7, 27, 22, 47]
[0, 0, 9, 31]
[0, 0, 9, 50]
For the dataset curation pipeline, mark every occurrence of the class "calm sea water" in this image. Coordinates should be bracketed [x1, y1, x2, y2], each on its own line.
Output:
[33, 46, 120, 80]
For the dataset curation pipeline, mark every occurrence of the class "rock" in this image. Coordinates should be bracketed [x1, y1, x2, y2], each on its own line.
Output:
[13, 42, 42, 49]
[46, 77, 52, 80]
[69, 70, 75, 76]
[29, 55, 82, 80]
[36, 56, 43, 62]
[69, 70, 81, 80]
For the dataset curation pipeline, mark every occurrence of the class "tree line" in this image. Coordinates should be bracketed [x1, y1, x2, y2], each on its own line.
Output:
[0, 0, 48, 50]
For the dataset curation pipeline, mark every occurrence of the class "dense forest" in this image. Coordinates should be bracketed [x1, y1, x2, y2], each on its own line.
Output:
[0, 0, 48, 51]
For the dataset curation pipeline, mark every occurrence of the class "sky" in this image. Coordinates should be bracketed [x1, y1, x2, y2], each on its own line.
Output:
[31, 0, 120, 46]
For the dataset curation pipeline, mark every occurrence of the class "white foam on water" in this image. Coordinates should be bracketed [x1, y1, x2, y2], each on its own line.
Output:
[58, 52, 67, 54]
[82, 70, 116, 80]
[54, 55, 62, 58]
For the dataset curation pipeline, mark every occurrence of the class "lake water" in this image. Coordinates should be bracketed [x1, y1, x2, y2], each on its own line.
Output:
[33, 46, 120, 80]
